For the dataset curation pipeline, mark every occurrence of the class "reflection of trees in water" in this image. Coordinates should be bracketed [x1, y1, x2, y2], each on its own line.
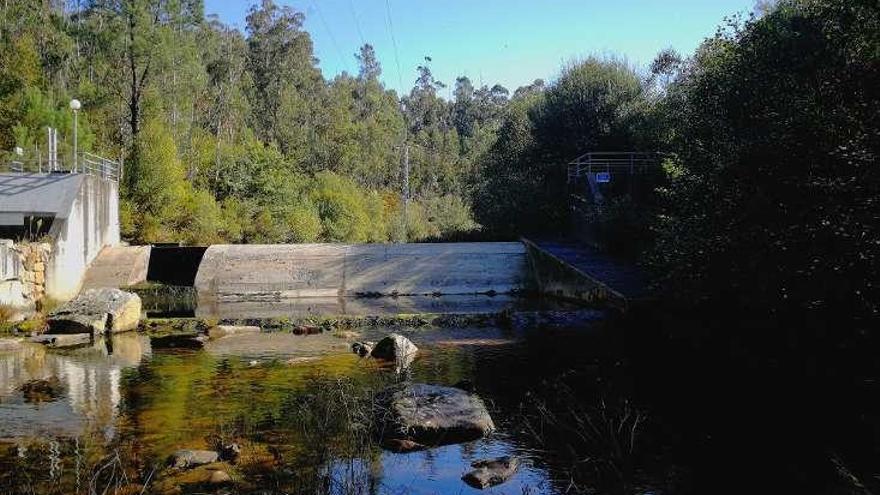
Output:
[456, 326, 667, 494]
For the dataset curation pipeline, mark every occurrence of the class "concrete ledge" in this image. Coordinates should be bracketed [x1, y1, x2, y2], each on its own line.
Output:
[522, 238, 630, 310]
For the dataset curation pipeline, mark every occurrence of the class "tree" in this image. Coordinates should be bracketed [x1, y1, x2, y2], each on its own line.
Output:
[650, 0, 880, 316]
[473, 58, 653, 239]
[245, 0, 321, 156]
[355, 43, 381, 81]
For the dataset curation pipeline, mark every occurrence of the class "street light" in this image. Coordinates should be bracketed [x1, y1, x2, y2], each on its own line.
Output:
[70, 99, 81, 172]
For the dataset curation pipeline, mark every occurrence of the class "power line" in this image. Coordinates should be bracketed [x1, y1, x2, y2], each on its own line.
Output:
[348, 0, 366, 46]
[310, 0, 346, 70]
[384, 0, 404, 94]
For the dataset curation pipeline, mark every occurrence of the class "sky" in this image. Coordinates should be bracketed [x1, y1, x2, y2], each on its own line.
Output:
[204, 0, 757, 98]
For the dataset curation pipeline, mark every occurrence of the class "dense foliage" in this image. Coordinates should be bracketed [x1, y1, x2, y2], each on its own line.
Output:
[649, 0, 880, 316]
[0, 0, 506, 244]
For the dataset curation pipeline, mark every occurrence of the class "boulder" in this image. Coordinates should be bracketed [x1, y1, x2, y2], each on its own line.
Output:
[462, 456, 520, 489]
[378, 383, 495, 447]
[48, 288, 141, 335]
[371, 334, 418, 368]
[168, 449, 219, 469]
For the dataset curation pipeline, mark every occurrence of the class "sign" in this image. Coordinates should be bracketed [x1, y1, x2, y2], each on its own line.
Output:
[595, 172, 611, 183]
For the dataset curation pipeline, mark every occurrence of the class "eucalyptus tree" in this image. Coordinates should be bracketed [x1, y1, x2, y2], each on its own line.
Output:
[244, 0, 322, 160]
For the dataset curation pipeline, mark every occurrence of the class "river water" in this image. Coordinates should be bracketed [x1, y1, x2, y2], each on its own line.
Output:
[0, 303, 878, 494]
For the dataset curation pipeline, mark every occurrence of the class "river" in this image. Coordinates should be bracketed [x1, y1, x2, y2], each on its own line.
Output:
[0, 302, 877, 494]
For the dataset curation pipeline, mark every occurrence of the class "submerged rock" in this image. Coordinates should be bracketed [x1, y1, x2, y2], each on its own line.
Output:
[19, 377, 65, 403]
[377, 383, 495, 447]
[207, 325, 261, 339]
[292, 324, 321, 335]
[208, 470, 232, 484]
[370, 334, 418, 368]
[462, 456, 520, 489]
[30, 333, 92, 348]
[151, 334, 208, 349]
[351, 341, 375, 357]
[168, 449, 219, 469]
[48, 288, 141, 335]
[380, 438, 426, 453]
[219, 443, 241, 462]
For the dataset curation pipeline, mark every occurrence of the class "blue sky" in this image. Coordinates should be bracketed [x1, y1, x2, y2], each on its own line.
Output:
[205, 0, 756, 97]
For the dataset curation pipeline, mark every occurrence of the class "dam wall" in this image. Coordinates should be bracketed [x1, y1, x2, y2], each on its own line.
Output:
[194, 243, 529, 303]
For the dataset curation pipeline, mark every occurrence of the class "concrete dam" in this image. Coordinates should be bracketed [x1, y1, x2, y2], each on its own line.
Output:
[191, 242, 531, 319]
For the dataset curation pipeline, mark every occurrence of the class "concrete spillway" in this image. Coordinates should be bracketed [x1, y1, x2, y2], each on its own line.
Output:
[191, 242, 529, 319]
[194, 242, 529, 299]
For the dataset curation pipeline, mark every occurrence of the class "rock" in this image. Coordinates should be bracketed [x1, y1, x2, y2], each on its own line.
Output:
[208, 470, 232, 484]
[370, 334, 418, 368]
[462, 456, 520, 489]
[19, 377, 65, 403]
[351, 341, 375, 357]
[219, 443, 241, 462]
[378, 383, 495, 447]
[48, 288, 141, 335]
[150, 334, 207, 349]
[292, 324, 321, 335]
[168, 449, 219, 469]
[380, 438, 426, 453]
[30, 333, 92, 348]
[207, 325, 260, 339]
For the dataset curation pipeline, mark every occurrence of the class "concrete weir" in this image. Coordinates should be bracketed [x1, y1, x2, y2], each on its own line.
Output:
[194, 242, 529, 303]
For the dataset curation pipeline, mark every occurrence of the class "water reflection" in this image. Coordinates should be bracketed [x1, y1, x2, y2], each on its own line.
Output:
[0, 323, 618, 494]
[0, 333, 150, 439]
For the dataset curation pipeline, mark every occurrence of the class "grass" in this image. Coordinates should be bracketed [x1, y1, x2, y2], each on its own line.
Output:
[517, 378, 648, 495]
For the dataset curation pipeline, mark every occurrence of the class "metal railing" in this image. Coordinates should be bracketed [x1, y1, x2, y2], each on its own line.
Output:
[567, 152, 660, 183]
[1, 151, 122, 182]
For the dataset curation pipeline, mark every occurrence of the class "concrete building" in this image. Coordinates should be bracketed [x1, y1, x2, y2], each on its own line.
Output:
[0, 172, 120, 312]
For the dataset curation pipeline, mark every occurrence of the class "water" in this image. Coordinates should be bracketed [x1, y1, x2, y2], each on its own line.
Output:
[0, 321, 591, 494]
[1, 308, 878, 494]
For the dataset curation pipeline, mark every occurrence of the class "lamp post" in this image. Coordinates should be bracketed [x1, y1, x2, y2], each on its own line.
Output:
[69, 99, 81, 172]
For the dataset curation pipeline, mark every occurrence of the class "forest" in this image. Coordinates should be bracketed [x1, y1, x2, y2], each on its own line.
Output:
[0, 0, 877, 317]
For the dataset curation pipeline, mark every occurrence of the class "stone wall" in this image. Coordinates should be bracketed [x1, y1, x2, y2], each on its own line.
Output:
[0, 240, 51, 318]
[16, 242, 50, 303]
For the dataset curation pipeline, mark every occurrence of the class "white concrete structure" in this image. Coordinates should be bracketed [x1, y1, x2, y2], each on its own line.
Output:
[0, 173, 120, 303]
[47, 176, 120, 299]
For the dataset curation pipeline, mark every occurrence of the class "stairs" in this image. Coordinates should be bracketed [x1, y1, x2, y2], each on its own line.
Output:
[81, 246, 151, 291]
